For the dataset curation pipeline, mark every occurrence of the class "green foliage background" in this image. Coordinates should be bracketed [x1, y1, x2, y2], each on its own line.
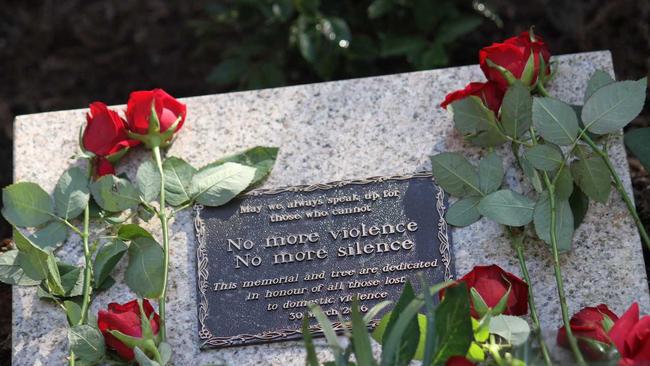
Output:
[191, 0, 499, 90]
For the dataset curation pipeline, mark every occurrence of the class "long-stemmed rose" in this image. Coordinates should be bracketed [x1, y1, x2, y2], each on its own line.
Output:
[609, 303, 650, 365]
[557, 304, 618, 360]
[441, 81, 504, 114]
[440, 264, 528, 318]
[479, 30, 551, 91]
[124, 89, 186, 341]
[82, 102, 140, 177]
[98, 299, 162, 362]
[559, 303, 650, 364]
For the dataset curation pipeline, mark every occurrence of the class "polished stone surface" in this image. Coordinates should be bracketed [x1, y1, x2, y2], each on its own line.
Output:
[13, 51, 649, 365]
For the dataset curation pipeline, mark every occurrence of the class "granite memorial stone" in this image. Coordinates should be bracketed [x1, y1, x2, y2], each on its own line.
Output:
[12, 51, 650, 365]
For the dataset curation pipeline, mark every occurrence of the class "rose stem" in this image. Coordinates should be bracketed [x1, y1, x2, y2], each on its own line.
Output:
[507, 228, 553, 366]
[69, 164, 94, 366]
[538, 82, 650, 250]
[78, 191, 92, 323]
[153, 146, 170, 341]
[542, 172, 586, 365]
[581, 134, 650, 251]
[526, 124, 586, 365]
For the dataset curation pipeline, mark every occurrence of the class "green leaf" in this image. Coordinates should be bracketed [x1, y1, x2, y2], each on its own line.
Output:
[14, 228, 64, 295]
[525, 144, 563, 171]
[478, 152, 504, 194]
[134, 347, 161, 366]
[163, 157, 196, 206]
[207, 58, 248, 86]
[569, 184, 590, 229]
[68, 325, 105, 364]
[477, 190, 535, 227]
[190, 162, 256, 206]
[90, 175, 140, 212]
[59, 263, 84, 297]
[125, 237, 164, 298]
[470, 287, 489, 318]
[54, 167, 89, 220]
[532, 97, 580, 146]
[430, 153, 481, 197]
[136, 159, 161, 203]
[584, 70, 614, 103]
[29, 221, 68, 250]
[308, 304, 342, 353]
[203, 146, 278, 187]
[118, 224, 154, 241]
[451, 96, 507, 147]
[302, 317, 320, 366]
[435, 16, 482, 44]
[533, 193, 574, 252]
[2, 182, 54, 227]
[368, 0, 395, 19]
[489, 315, 531, 346]
[380, 34, 427, 57]
[352, 299, 377, 366]
[93, 239, 128, 288]
[501, 81, 532, 138]
[554, 168, 574, 200]
[571, 157, 611, 203]
[319, 17, 350, 45]
[430, 283, 473, 364]
[379, 282, 419, 366]
[518, 153, 543, 193]
[445, 197, 481, 227]
[625, 128, 650, 172]
[159, 342, 172, 366]
[582, 78, 647, 134]
[0, 250, 40, 285]
[64, 300, 82, 325]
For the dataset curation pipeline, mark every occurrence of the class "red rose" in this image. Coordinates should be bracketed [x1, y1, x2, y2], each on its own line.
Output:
[446, 356, 475, 366]
[82, 102, 139, 176]
[96, 157, 116, 177]
[98, 299, 160, 361]
[440, 81, 504, 113]
[557, 304, 619, 360]
[126, 88, 186, 136]
[609, 303, 650, 365]
[479, 31, 551, 91]
[441, 264, 528, 318]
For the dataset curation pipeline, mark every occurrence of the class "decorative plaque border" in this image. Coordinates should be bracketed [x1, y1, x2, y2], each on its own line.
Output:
[193, 172, 453, 348]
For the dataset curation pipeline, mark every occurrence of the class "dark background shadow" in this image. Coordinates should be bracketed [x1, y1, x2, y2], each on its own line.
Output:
[1, 0, 648, 363]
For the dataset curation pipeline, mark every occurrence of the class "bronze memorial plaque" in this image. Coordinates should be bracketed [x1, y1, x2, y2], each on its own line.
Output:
[193, 173, 455, 349]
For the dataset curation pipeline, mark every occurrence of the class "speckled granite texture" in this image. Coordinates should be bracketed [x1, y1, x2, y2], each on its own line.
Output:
[12, 51, 649, 365]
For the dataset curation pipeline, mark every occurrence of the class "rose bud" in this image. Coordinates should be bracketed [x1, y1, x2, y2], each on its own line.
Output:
[440, 81, 504, 114]
[82, 102, 140, 177]
[98, 299, 160, 361]
[441, 264, 528, 318]
[557, 304, 619, 360]
[125, 88, 186, 148]
[479, 31, 551, 91]
[609, 303, 650, 365]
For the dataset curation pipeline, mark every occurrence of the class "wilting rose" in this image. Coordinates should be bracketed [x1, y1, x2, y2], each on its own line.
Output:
[609, 303, 650, 366]
[440, 81, 504, 113]
[98, 299, 160, 361]
[82, 102, 139, 176]
[479, 31, 551, 91]
[125, 88, 186, 136]
[557, 304, 619, 360]
[442, 264, 528, 318]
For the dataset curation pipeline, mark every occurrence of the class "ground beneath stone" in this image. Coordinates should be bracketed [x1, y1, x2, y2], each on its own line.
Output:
[0, 0, 648, 363]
